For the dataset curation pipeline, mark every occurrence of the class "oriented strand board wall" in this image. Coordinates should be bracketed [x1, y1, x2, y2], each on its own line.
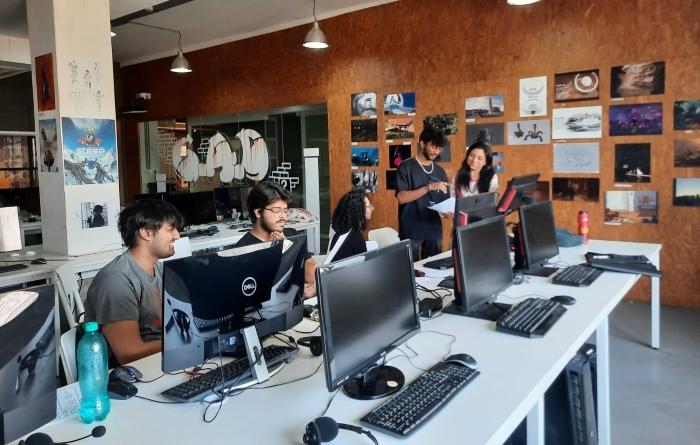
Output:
[120, 0, 700, 308]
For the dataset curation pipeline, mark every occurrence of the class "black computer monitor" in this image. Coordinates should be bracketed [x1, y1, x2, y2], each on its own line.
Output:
[0, 187, 41, 215]
[163, 191, 217, 226]
[454, 192, 499, 227]
[161, 235, 306, 373]
[316, 240, 420, 400]
[515, 200, 559, 276]
[214, 187, 243, 221]
[134, 192, 164, 201]
[444, 216, 513, 321]
[497, 172, 541, 214]
[0, 284, 56, 444]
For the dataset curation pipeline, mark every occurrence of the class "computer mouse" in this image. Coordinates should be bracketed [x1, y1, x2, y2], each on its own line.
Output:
[30, 258, 47, 265]
[445, 353, 478, 370]
[111, 365, 143, 383]
[551, 295, 576, 306]
[107, 379, 137, 400]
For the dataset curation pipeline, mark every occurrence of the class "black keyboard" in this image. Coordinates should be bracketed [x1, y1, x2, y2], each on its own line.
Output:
[0, 263, 29, 273]
[552, 264, 603, 287]
[161, 344, 297, 402]
[496, 298, 566, 338]
[423, 257, 453, 270]
[360, 361, 479, 437]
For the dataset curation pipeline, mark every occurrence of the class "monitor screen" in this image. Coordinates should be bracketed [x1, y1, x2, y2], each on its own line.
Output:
[316, 240, 420, 399]
[0, 284, 56, 444]
[497, 172, 541, 213]
[214, 187, 243, 220]
[0, 187, 41, 215]
[161, 236, 305, 373]
[454, 192, 498, 227]
[519, 200, 559, 269]
[163, 191, 217, 226]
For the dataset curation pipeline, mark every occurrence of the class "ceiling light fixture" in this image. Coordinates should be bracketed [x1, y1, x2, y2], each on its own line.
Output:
[303, 0, 328, 49]
[507, 0, 542, 5]
[130, 21, 192, 73]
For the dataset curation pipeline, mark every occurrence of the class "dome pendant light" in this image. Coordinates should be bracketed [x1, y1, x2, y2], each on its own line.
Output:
[170, 31, 192, 73]
[303, 0, 329, 49]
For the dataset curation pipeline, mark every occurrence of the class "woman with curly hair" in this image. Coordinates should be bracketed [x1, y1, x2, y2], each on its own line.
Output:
[453, 141, 499, 197]
[328, 188, 373, 262]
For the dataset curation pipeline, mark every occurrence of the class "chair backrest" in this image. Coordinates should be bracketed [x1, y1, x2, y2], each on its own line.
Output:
[60, 326, 78, 384]
[54, 262, 85, 329]
[326, 225, 336, 255]
[368, 227, 400, 249]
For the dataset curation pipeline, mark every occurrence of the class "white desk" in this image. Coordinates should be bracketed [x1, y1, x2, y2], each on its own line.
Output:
[11, 239, 659, 445]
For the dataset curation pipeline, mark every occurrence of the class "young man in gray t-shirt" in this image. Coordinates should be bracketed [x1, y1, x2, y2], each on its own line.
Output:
[85, 199, 183, 365]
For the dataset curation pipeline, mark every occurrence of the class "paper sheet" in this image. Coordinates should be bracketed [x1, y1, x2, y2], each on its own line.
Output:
[55, 385, 82, 422]
[415, 276, 447, 290]
[428, 197, 455, 214]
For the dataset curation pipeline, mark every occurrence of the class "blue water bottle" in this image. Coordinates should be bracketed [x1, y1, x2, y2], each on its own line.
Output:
[77, 321, 111, 423]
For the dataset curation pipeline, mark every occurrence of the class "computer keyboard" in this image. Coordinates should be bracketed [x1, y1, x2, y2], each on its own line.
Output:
[552, 264, 603, 287]
[423, 257, 453, 270]
[0, 263, 29, 273]
[496, 298, 567, 338]
[161, 344, 297, 402]
[360, 360, 479, 437]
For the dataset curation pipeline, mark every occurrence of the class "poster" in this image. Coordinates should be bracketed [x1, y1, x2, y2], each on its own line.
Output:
[351, 92, 377, 117]
[351, 147, 379, 167]
[466, 123, 505, 146]
[388, 144, 411, 169]
[465, 95, 504, 119]
[38, 119, 59, 173]
[609, 103, 662, 136]
[610, 61, 664, 98]
[615, 143, 651, 183]
[351, 119, 377, 143]
[553, 143, 599, 173]
[424, 113, 458, 135]
[552, 106, 602, 139]
[34, 53, 55, 112]
[507, 120, 550, 145]
[605, 191, 658, 224]
[554, 69, 599, 102]
[673, 139, 700, 167]
[673, 100, 700, 130]
[384, 92, 416, 115]
[552, 178, 599, 202]
[519, 76, 547, 117]
[79, 201, 109, 228]
[385, 117, 415, 140]
[61, 118, 118, 185]
[673, 178, 700, 207]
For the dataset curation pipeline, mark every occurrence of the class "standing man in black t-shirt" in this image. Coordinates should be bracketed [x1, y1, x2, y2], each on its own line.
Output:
[396, 127, 451, 260]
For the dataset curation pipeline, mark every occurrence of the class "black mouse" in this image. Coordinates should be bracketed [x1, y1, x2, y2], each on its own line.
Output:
[30, 258, 47, 265]
[445, 353, 478, 370]
[107, 379, 137, 400]
[110, 365, 143, 383]
[551, 295, 576, 305]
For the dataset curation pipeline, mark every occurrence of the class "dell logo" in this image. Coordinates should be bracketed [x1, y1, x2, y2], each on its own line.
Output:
[242, 277, 257, 296]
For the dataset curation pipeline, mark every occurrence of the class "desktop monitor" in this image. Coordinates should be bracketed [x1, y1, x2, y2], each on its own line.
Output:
[161, 235, 306, 373]
[316, 240, 420, 400]
[163, 191, 217, 226]
[0, 284, 56, 444]
[454, 192, 499, 227]
[134, 192, 164, 201]
[515, 200, 559, 275]
[497, 172, 541, 214]
[0, 207, 22, 253]
[444, 216, 513, 321]
[214, 187, 243, 221]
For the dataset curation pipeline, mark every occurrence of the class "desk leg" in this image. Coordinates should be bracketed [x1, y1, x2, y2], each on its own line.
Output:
[650, 252, 660, 349]
[526, 396, 544, 445]
[596, 317, 611, 445]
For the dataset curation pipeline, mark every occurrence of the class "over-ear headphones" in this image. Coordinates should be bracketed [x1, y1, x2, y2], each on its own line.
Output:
[19, 425, 106, 445]
[297, 336, 323, 356]
[303, 417, 378, 445]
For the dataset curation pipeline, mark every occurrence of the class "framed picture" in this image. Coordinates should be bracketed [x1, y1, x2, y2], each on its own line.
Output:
[611, 61, 664, 98]
[609, 103, 662, 136]
[554, 69, 600, 102]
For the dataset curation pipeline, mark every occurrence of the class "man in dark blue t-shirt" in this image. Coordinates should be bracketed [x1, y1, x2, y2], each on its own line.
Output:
[396, 127, 450, 260]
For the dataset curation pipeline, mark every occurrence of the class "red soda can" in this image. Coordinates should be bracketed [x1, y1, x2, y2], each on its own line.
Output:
[578, 210, 589, 244]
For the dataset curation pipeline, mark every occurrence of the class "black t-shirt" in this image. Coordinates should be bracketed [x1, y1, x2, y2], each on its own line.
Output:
[235, 228, 312, 259]
[396, 158, 449, 240]
[329, 230, 367, 262]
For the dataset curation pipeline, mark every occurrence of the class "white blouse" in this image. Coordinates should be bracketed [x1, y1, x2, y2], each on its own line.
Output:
[454, 174, 499, 197]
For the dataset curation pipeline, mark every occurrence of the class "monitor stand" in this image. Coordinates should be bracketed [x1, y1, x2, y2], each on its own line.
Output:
[443, 301, 511, 322]
[241, 325, 269, 384]
[518, 265, 559, 277]
[343, 365, 405, 400]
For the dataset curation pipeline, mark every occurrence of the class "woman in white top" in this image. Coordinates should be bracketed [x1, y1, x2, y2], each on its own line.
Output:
[452, 141, 499, 197]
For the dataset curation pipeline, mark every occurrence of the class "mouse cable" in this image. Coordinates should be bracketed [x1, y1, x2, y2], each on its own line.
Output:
[138, 373, 166, 383]
[292, 324, 320, 335]
[134, 395, 185, 404]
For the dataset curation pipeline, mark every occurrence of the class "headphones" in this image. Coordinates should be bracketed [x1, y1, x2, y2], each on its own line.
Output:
[165, 299, 191, 342]
[19, 426, 106, 445]
[303, 417, 378, 445]
[297, 336, 323, 356]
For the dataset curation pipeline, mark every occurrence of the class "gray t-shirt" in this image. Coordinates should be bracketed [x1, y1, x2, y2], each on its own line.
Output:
[85, 251, 163, 344]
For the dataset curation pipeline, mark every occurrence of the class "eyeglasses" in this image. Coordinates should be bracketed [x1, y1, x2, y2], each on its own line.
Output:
[365, 204, 374, 209]
[264, 207, 289, 215]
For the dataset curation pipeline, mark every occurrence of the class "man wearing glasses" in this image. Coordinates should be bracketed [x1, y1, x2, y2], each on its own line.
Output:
[236, 182, 317, 297]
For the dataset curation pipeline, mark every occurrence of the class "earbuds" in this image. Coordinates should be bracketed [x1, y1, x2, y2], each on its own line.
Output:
[297, 336, 323, 356]
[303, 417, 378, 445]
[19, 425, 106, 445]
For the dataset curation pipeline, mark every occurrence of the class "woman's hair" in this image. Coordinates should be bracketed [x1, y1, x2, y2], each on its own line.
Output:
[331, 188, 368, 234]
[456, 141, 495, 194]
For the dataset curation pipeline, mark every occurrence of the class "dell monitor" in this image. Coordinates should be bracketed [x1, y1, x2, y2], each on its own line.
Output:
[497, 172, 541, 214]
[0, 284, 56, 444]
[444, 216, 513, 321]
[163, 191, 217, 227]
[316, 240, 420, 400]
[454, 192, 499, 227]
[161, 235, 306, 373]
[515, 200, 560, 277]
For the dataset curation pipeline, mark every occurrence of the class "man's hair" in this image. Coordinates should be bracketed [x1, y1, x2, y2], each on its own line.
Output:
[118, 199, 183, 249]
[419, 126, 447, 148]
[247, 182, 292, 223]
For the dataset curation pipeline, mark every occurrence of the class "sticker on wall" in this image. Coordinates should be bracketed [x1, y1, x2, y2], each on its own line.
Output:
[615, 143, 651, 183]
[609, 103, 662, 136]
[507, 119, 551, 145]
[493, 152, 504, 173]
[62, 118, 117, 185]
[34, 53, 56, 112]
[269, 162, 300, 192]
[351, 147, 379, 167]
[424, 113, 458, 135]
[38, 119, 59, 173]
[466, 123, 505, 146]
[385, 117, 415, 140]
[673, 178, 700, 207]
[674, 139, 700, 167]
[552, 178, 600, 202]
[605, 191, 658, 225]
[351, 119, 377, 143]
[673, 100, 700, 130]
[610, 61, 665, 98]
[553, 143, 600, 174]
[388, 144, 411, 169]
[351, 168, 377, 193]
[519, 76, 547, 117]
[552, 106, 602, 139]
[384, 92, 416, 115]
[79, 201, 108, 228]
[351, 92, 377, 117]
[554, 69, 599, 102]
[436, 140, 451, 163]
[465, 95, 504, 120]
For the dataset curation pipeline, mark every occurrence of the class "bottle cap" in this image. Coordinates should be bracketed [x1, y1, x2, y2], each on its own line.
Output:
[84, 321, 99, 332]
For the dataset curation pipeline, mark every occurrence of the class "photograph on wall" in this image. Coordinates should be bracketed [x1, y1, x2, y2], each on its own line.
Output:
[351, 168, 378, 193]
[553, 143, 599, 174]
[519, 76, 547, 117]
[552, 177, 600, 202]
[610, 61, 665, 98]
[38, 119, 59, 173]
[674, 139, 700, 167]
[534, 181, 550, 202]
[436, 140, 451, 163]
[385, 117, 415, 140]
[34, 53, 55, 112]
[79, 201, 109, 228]
[465, 95, 504, 120]
[384, 92, 416, 115]
[554, 69, 600, 102]
[673, 178, 700, 207]
[466, 123, 505, 146]
[424, 113, 458, 136]
[351, 147, 379, 167]
[351, 119, 377, 143]
[507, 119, 551, 145]
[493, 152, 504, 173]
[386, 170, 398, 190]
[609, 103, 662, 136]
[351, 92, 377, 117]
[61, 117, 118, 185]
[605, 191, 658, 224]
[388, 144, 411, 169]
[615, 143, 651, 183]
[673, 100, 700, 130]
[552, 106, 602, 139]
